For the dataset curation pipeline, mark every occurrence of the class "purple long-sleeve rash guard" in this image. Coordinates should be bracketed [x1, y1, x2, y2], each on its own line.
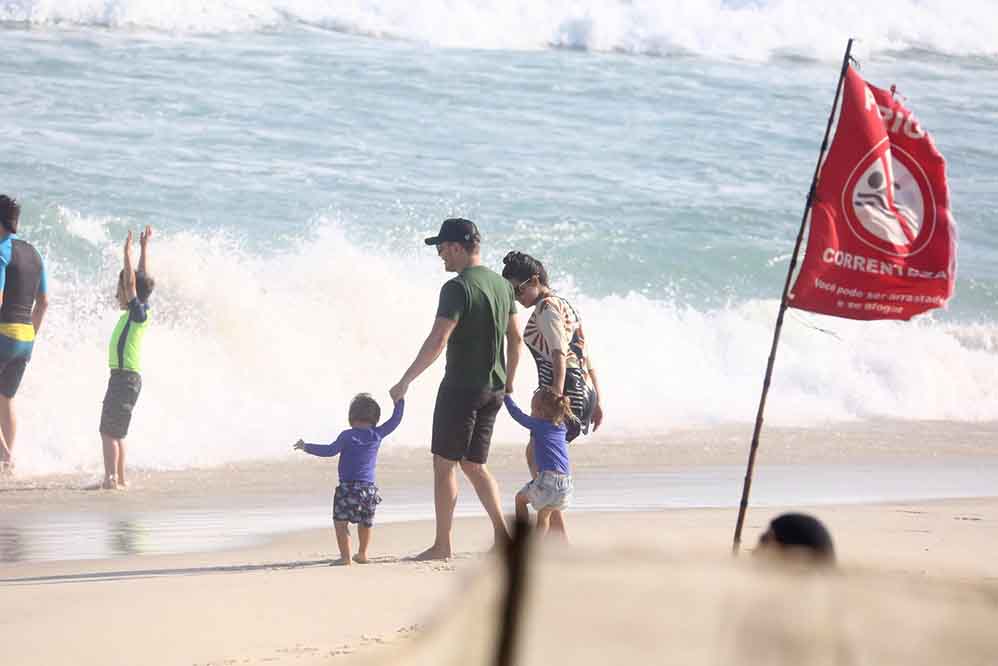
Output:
[302, 400, 404, 484]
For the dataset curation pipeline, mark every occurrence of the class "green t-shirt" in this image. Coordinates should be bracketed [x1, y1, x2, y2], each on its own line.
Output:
[436, 265, 516, 390]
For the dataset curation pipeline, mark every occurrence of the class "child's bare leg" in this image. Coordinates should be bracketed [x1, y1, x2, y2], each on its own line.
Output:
[100, 433, 118, 489]
[332, 520, 352, 565]
[536, 508, 554, 537]
[515, 492, 531, 525]
[116, 438, 128, 487]
[549, 510, 569, 542]
[354, 525, 372, 563]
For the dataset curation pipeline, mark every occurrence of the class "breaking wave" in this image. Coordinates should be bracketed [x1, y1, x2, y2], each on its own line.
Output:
[10, 207, 998, 475]
[2, 0, 996, 62]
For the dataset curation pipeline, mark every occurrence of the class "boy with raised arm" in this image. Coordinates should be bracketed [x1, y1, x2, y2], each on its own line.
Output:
[99, 226, 155, 489]
[295, 393, 405, 565]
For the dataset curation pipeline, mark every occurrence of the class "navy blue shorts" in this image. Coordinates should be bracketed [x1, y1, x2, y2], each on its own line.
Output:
[0, 336, 33, 399]
[333, 482, 381, 528]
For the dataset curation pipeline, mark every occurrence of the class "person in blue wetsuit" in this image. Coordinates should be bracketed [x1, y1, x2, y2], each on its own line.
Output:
[504, 389, 575, 540]
[0, 196, 49, 475]
[294, 393, 404, 565]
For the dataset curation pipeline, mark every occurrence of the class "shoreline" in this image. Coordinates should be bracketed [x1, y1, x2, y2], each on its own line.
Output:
[4, 494, 997, 577]
[6, 417, 998, 483]
[3, 453, 998, 564]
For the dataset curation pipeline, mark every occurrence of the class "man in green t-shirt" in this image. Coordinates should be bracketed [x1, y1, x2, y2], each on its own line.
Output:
[391, 218, 522, 560]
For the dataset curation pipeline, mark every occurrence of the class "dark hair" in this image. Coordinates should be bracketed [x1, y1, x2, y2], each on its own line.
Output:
[0, 195, 21, 234]
[502, 251, 549, 287]
[532, 388, 574, 426]
[118, 270, 156, 304]
[764, 513, 836, 564]
[349, 393, 381, 425]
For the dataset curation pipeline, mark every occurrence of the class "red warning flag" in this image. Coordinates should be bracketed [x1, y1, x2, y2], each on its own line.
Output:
[789, 66, 956, 320]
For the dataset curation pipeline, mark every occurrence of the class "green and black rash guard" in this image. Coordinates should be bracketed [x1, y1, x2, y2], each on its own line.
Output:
[108, 298, 150, 373]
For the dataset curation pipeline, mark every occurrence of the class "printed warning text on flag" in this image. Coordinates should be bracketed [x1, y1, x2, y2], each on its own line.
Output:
[789, 66, 956, 321]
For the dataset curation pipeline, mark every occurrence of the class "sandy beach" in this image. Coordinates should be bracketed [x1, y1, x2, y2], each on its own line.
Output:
[3, 502, 998, 666]
[2, 422, 998, 665]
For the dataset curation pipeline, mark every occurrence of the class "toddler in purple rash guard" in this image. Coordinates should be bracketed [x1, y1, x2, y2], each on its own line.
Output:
[294, 393, 404, 566]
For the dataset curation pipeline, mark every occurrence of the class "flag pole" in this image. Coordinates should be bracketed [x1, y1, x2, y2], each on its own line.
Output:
[731, 38, 855, 554]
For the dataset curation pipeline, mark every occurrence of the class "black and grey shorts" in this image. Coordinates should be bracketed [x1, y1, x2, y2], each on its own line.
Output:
[99, 370, 142, 439]
[333, 482, 382, 528]
[431, 386, 504, 464]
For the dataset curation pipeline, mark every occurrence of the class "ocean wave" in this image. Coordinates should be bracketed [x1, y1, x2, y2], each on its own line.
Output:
[8, 208, 998, 476]
[2, 0, 996, 62]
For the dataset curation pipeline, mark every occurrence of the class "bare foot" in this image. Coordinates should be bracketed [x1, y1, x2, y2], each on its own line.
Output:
[116, 479, 130, 490]
[330, 558, 352, 566]
[412, 545, 451, 561]
[352, 554, 369, 564]
[101, 476, 118, 490]
[0, 460, 13, 476]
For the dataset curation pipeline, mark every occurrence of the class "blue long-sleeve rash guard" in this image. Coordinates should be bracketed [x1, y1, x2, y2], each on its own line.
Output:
[503, 395, 570, 475]
[303, 399, 404, 484]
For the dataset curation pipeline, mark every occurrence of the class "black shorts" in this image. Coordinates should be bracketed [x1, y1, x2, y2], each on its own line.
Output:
[431, 385, 504, 464]
[0, 356, 29, 399]
[99, 370, 142, 439]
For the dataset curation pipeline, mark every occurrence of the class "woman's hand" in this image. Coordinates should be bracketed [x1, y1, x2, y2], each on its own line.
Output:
[591, 402, 604, 431]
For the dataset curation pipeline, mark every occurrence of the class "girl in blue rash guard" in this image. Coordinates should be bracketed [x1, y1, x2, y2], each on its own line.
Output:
[294, 393, 404, 566]
[504, 389, 575, 540]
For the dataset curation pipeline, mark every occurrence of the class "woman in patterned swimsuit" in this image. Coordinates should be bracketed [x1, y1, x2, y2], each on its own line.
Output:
[501, 252, 604, 533]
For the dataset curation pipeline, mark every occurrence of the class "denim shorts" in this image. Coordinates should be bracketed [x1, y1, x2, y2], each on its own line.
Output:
[519, 471, 574, 511]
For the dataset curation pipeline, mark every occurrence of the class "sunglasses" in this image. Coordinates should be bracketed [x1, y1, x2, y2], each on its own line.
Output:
[514, 277, 533, 296]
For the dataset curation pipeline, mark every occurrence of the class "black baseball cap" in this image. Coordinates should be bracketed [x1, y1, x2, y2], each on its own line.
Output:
[424, 218, 481, 246]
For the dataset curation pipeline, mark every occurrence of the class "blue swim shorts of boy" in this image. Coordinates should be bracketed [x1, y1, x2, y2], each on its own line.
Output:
[332, 481, 382, 527]
[520, 470, 574, 511]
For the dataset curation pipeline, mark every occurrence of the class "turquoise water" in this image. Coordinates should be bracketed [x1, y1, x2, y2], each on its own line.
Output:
[1, 2, 997, 475]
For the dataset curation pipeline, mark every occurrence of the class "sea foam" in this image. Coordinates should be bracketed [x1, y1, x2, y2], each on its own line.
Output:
[10, 208, 998, 476]
[1, 0, 996, 62]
